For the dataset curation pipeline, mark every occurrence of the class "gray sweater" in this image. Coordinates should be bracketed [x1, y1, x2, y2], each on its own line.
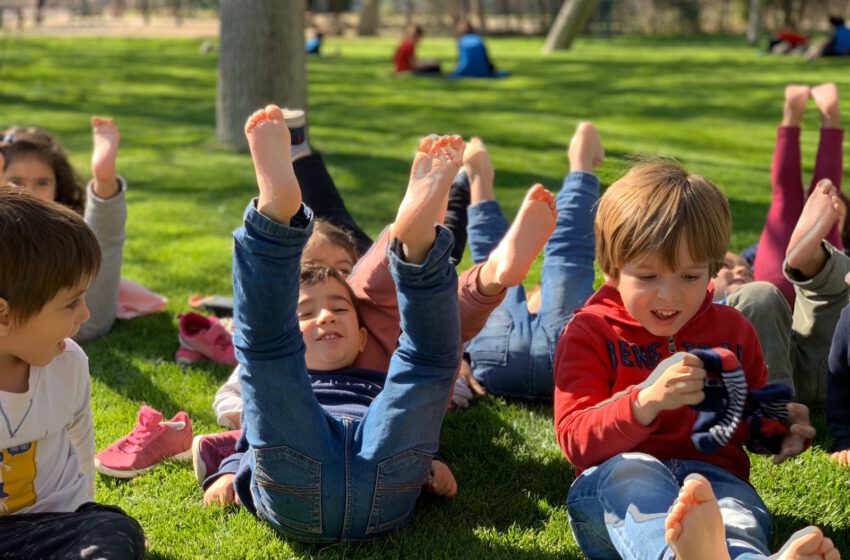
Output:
[74, 178, 126, 344]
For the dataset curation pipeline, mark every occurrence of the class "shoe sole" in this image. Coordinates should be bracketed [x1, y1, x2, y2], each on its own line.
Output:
[175, 354, 204, 365]
[94, 448, 193, 479]
[191, 434, 206, 485]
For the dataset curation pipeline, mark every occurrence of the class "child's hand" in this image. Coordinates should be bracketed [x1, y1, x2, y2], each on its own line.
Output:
[634, 353, 706, 425]
[91, 117, 121, 199]
[425, 460, 457, 497]
[773, 402, 815, 465]
[203, 473, 240, 507]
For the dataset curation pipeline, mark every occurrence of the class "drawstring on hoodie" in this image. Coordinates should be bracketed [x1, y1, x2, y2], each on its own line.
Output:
[667, 336, 676, 353]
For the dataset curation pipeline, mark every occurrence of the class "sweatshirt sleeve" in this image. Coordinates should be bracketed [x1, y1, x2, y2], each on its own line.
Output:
[553, 319, 658, 470]
[213, 367, 244, 429]
[348, 227, 402, 370]
[66, 362, 95, 500]
[457, 263, 507, 343]
[76, 178, 127, 343]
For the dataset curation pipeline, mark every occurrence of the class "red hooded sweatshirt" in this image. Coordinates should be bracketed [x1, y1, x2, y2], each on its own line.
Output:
[553, 283, 767, 483]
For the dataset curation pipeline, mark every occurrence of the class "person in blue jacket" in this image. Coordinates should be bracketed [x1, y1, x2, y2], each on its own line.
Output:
[450, 21, 508, 79]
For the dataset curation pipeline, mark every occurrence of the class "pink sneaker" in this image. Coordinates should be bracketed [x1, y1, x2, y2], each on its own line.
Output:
[95, 405, 193, 479]
[175, 344, 205, 365]
[178, 312, 237, 365]
[191, 430, 240, 485]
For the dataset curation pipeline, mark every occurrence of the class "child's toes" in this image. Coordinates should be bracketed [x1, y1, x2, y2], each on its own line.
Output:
[265, 104, 285, 121]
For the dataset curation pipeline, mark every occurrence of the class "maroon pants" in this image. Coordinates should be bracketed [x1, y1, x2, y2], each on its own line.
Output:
[754, 126, 844, 305]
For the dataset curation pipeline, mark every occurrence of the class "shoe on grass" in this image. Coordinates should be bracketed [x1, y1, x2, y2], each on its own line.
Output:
[191, 430, 240, 486]
[95, 405, 193, 479]
[178, 312, 237, 365]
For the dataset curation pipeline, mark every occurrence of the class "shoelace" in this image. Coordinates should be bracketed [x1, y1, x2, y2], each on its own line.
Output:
[120, 422, 156, 452]
[119, 420, 186, 452]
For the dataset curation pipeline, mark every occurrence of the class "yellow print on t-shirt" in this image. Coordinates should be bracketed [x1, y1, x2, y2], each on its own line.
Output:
[0, 442, 36, 515]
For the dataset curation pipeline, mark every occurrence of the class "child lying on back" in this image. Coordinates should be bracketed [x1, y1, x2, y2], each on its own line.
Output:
[208, 105, 554, 541]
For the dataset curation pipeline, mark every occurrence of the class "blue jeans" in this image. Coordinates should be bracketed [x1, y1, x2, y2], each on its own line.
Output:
[567, 453, 772, 559]
[231, 202, 461, 543]
[464, 171, 599, 399]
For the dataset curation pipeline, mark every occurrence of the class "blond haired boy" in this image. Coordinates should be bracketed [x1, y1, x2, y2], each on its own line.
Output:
[554, 162, 839, 559]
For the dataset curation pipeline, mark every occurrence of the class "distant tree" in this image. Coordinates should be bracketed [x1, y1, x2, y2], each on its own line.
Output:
[471, 0, 487, 33]
[747, 0, 764, 44]
[216, 0, 307, 151]
[543, 0, 600, 52]
[358, 0, 380, 35]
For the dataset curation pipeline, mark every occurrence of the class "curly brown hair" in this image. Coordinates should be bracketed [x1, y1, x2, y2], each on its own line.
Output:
[1, 126, 86, 215]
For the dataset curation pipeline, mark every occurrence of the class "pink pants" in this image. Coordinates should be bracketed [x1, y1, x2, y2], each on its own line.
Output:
[754, 126, 844, 305]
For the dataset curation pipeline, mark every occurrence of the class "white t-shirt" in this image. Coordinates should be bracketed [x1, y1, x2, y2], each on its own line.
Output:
[0, 339, 94, 515]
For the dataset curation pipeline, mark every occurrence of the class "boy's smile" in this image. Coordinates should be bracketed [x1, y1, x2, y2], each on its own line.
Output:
[297, 278, 366, 371]
[608, 238, 710, 337]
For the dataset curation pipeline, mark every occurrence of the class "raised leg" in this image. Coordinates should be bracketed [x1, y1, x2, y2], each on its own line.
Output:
[753, 86, 810, 305]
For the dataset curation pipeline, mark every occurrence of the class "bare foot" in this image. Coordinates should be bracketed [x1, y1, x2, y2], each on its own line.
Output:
[831, 449, 850, 466]
[812, 83, 841, 129]
[568, 122, 604, 173]
[665, 474, 731, 560]
[786, 179, 841, 277]
[479, 184, 557, 291]
[463, 137, 495, 204]
[392, 135, 464, 264]
[244, 104, 301, 225]
[770, 526, 841, 560]
[91, 116, 121, 199]
[783, 85, 811, 127]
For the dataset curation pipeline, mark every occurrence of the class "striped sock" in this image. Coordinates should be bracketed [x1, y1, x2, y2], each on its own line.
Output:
[688, 348, 748, 454]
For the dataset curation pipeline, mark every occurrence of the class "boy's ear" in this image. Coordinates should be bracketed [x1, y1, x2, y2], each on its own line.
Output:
[604, 274, 619, 288]
[357, 327, 368, 353]
[0, 298, 12, 335]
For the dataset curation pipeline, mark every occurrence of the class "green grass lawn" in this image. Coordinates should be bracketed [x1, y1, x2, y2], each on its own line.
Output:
[0, 33, 849, 558]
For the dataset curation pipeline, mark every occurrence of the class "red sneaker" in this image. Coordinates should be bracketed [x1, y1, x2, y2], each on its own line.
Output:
[191, 430, 240, 485]
[178, 312, 237, 365]
[95, 405, 193, 479]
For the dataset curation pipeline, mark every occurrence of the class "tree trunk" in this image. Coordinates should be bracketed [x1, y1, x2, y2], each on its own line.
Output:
[358, 0, 381, 36]
[216, 0, 307, 152]
[471, 0, 486, 33]
[746, 0, 764, 44]
[543, 0, 599, 52]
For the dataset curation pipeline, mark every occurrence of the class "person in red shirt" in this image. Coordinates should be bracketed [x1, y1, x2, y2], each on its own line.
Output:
[554, 161, 839, 559]
[393, 25, 440, 75]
